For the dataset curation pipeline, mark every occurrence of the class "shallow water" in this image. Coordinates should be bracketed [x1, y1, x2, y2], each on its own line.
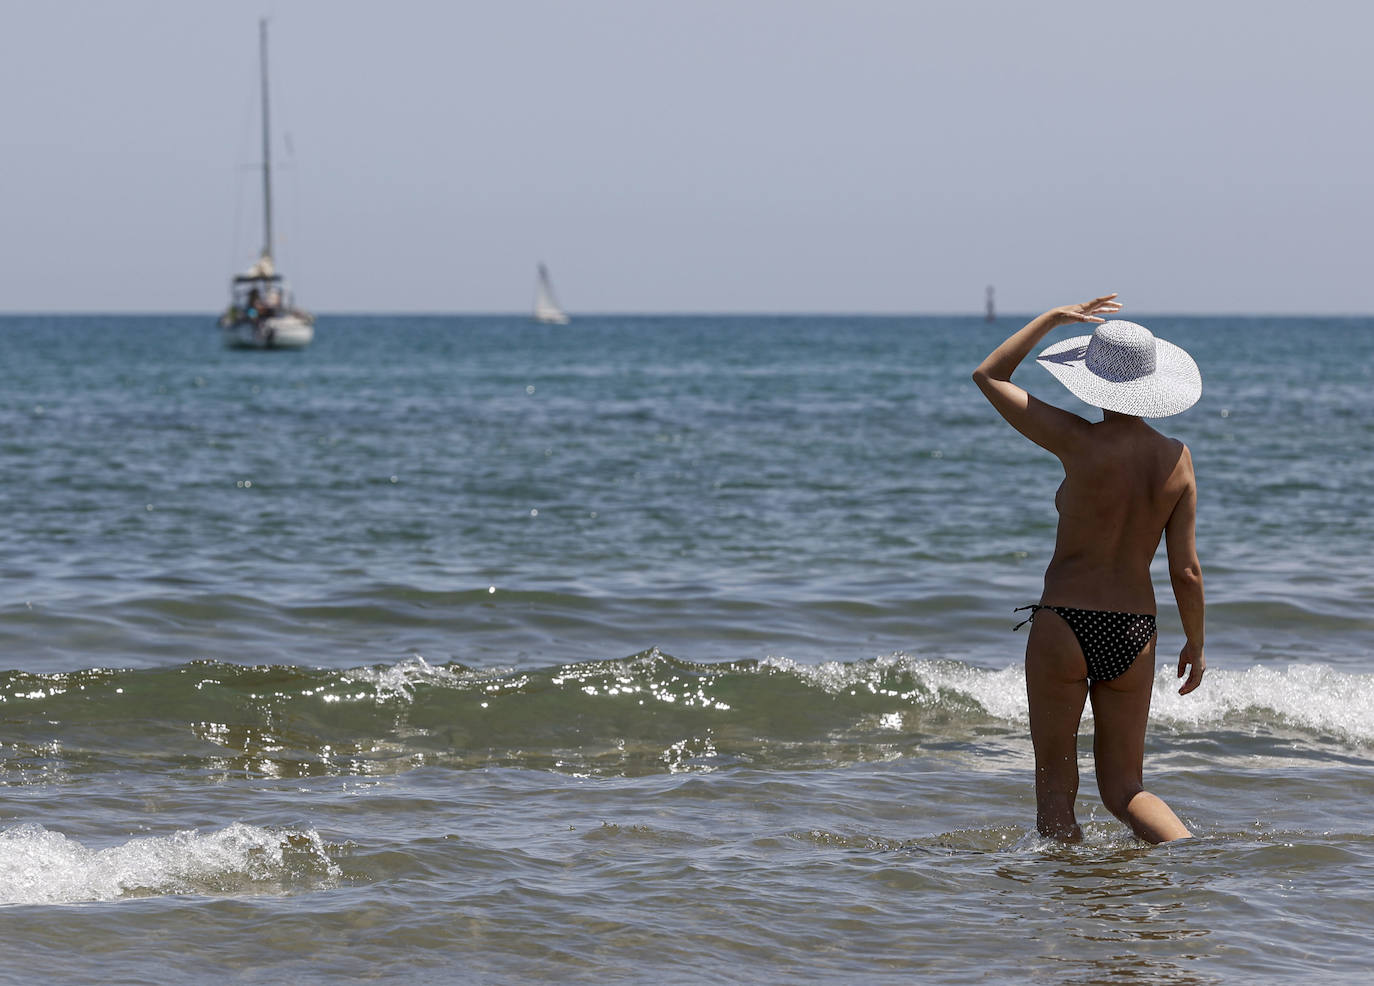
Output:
[2, 314, 1372, 983]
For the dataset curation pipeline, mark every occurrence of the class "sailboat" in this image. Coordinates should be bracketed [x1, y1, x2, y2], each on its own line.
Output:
[532, 263, 570, 325]
[218, 19, 314, 350]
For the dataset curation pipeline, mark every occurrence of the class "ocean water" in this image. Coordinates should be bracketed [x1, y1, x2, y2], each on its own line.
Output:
[2, 313, 1373, 983]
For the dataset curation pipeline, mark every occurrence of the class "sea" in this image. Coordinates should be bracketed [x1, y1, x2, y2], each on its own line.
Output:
[2, 313, 1372, 984]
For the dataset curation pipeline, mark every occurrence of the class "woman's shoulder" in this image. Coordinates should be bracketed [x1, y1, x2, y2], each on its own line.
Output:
[1139, 431, 1195, 498]
[1150, 429, 1192, 462]
[1138, 423, 1191, 459]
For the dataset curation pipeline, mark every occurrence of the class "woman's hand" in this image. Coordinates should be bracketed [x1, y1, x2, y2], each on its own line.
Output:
[1177, 639, 1205, 695]
[1049, 293, 1123, 325]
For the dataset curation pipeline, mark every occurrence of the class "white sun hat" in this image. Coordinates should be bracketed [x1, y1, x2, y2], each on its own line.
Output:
[1036, 320, 1201, 417]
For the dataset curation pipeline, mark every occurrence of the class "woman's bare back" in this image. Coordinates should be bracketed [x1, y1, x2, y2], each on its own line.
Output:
[1044, 413, 1193, 613]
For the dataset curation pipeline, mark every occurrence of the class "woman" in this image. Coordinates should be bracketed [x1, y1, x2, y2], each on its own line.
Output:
[972, 294, 1205, 844]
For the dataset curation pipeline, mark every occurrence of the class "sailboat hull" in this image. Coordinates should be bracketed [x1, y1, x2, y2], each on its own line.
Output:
[221, 313, 314, 350]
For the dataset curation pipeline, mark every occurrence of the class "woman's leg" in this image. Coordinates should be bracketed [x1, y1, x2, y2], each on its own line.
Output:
[1089, 639, 1191, 844]
[1025, 612, 1090, 840]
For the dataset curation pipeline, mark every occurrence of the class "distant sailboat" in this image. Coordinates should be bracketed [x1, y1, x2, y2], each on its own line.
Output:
[532, 263, 570, 325]
[985, 285, 996, 323]
[218, 19, 314, 350]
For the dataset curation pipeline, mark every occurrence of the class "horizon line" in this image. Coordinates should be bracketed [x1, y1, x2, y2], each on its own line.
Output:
[0, 309, 1368, 319]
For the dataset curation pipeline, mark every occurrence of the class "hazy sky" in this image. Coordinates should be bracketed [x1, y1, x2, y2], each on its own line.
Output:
[5, 0, 1371, 313]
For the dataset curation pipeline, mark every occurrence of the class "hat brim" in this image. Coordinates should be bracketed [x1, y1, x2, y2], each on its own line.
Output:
[1036, 334, 1201, 417]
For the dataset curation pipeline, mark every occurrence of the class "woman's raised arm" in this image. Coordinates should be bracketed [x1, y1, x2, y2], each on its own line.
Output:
[972, 294, 1122, 453]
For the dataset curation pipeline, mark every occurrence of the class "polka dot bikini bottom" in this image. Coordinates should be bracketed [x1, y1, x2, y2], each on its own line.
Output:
[1013, 604, 1158, 683]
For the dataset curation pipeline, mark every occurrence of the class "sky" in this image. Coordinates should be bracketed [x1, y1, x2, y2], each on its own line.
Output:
[3, 0, 1371, 314]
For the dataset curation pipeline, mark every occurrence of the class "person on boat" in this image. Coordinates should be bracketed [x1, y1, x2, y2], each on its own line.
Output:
[972, 293, 1205, 844]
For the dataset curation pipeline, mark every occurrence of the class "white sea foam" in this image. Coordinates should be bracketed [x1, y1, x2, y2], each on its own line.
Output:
[765, 655, 1374, 744]
[333, 654, 464, 703]
[0, 822, 339, 906]
[905, 659, 1030, 722]
[1148, 662, 1374, 741]
[762, 654, 1032, 722]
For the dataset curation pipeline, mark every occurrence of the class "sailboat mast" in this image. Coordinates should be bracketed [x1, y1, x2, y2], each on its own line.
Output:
[259, 18, 274, 262]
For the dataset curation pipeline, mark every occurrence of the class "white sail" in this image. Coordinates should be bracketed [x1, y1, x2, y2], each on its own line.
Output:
[533, 263, 570, 325]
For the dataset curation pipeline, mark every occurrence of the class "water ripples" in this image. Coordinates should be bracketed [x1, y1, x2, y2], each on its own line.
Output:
[4, 315, 1374, 983]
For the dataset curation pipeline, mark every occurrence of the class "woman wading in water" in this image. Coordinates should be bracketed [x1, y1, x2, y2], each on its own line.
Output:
[973, 294, 1205, 844]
